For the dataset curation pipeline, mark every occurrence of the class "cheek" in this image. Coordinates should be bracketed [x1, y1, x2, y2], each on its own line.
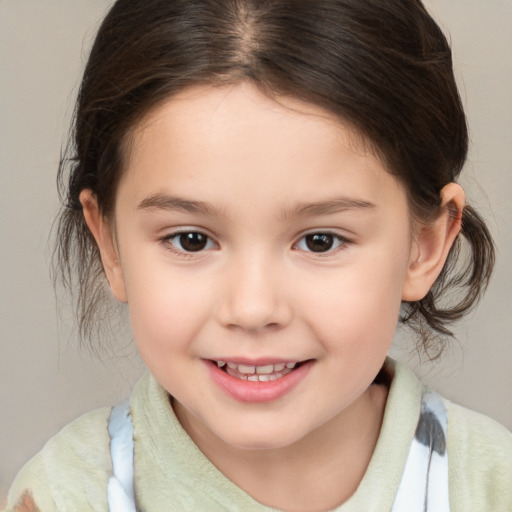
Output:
[298, 249, 409, 348]
[120, 255, 213, 351]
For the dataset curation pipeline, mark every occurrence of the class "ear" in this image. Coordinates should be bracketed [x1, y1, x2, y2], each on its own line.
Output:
[402, 183, 465, 301]
[79, 190, 127, 302]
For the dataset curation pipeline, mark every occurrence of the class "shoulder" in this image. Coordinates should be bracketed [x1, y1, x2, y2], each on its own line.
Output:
[444, 399, 512, 511]
[390, 360, 512, 511]
[5, 407, 112, 512]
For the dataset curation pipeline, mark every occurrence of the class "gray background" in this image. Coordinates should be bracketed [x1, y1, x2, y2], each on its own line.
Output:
[1, 0, 511, 499]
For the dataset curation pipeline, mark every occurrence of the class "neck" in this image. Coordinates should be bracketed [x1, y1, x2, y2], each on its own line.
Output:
[175, 383, 388, 511]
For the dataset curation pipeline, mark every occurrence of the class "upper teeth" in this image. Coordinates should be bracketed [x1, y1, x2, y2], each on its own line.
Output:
[218, 361, 296, 374]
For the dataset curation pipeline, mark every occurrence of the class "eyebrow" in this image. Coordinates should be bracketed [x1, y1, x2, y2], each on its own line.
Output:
[137, 193, 375, 219]
[284, 197, 376, 219]
[137, 194, 221, 216]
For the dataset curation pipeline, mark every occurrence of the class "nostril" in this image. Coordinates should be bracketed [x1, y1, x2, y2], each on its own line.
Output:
[223, 321, 281, 333]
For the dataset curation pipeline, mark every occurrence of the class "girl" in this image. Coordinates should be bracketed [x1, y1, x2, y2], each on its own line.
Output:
[5, 0, 511, 511]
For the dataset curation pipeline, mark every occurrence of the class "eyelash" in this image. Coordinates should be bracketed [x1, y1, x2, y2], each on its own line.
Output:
[161, 230, 351, 256]
[293, 232, 351, 256]
[161, 230, 217, 256]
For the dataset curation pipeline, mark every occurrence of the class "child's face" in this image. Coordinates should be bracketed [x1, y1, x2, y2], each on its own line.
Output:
[108, 83, 417, 450]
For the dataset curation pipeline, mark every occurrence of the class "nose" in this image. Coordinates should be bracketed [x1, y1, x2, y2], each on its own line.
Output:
[216, 252, 292, 333]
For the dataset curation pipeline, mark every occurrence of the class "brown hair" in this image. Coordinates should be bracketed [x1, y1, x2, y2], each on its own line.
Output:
[55, 0, 494, 356]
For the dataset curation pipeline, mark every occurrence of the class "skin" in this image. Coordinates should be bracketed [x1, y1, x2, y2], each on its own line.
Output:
[13, 492, 40, 512]
[81, 82, 463, 511]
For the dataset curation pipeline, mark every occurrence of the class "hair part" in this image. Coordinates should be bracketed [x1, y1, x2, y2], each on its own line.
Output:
[54, 0, 495, 356]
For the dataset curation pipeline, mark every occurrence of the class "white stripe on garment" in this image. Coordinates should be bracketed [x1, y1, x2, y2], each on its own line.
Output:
[108, 400, 137, 512]
[391, 391, 450, 512]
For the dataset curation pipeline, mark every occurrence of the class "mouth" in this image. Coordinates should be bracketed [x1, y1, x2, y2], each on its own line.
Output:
[206, 358, 312, 403]
[210, 360, 305, 382]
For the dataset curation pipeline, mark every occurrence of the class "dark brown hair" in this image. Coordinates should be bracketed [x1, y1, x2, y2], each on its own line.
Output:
[55, 0, 494, 356]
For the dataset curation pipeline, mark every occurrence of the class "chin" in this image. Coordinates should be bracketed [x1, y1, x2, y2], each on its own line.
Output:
[214, 421, 312, 452]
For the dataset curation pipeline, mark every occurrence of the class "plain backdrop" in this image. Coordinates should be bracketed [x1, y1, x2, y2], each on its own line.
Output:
[1, 0, 511, 498]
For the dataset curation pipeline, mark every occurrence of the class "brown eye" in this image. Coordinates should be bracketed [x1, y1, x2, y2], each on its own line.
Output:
[295, 232, 348, 254]
[179, 233, 208, 251]
[166, 231, 214, 253]
[305, 233, 334, 252]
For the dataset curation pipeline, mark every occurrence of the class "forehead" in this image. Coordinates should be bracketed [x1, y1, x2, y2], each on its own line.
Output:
[128, 83, 364, 156]
[118, 82, 407, 216]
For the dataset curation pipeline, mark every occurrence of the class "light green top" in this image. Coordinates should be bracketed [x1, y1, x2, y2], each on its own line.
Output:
[5, 360, 512, 511]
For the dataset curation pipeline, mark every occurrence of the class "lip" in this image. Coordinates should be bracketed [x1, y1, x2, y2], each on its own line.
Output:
[214, 357, 299, 366]
[205, 359, 313, 403]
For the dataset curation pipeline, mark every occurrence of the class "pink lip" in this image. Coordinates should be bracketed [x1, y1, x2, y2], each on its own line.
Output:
[214, 357, 298, 366]
[205, 359, 313, 403]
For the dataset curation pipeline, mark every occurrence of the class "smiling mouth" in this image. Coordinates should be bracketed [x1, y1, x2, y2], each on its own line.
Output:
[212, 360, 304, 382]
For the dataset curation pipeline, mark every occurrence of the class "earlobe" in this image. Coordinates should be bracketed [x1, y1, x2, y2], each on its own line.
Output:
[402, 183, 465, 301]
[79, 190, 127, 303]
